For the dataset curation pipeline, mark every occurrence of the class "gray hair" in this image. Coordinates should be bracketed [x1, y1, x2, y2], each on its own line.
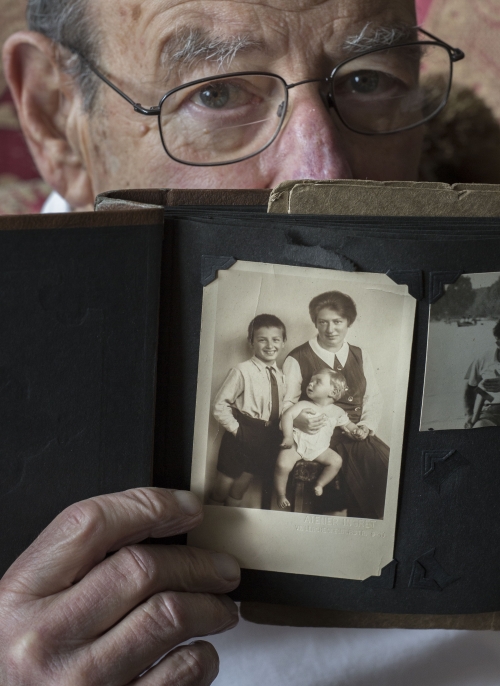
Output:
[26, 0, 100, 111]
[344, 23, 417, 53]
[166, 29, 261, 73]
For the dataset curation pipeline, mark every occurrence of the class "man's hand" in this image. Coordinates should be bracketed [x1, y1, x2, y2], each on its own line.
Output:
[0, 488, 240, 685]
[293, 409, 327, 434]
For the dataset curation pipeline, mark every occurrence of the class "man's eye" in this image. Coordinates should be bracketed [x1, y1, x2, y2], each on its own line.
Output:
[336, 69, 407, 98]
[348, 70, 380, 94]
[191, 81, 254, 110]
[198, 83, 231, 109]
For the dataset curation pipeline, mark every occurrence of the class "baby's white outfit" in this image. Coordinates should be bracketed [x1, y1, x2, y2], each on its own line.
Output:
[292, 403, 350, 461]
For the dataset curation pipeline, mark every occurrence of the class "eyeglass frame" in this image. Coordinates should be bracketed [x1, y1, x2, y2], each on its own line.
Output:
[72, 27, 465, 167]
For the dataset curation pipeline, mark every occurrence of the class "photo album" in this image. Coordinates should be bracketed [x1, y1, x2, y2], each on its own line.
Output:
[2, 180, 500, 629]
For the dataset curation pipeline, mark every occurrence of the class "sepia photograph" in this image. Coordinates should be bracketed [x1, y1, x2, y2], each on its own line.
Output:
[189, 261, 415, 579]
[421, 272, 500, 432]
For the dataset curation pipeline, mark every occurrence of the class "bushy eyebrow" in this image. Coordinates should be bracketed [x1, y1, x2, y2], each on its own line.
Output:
[159, 22, 417, 80]
[161, 28, 263, 74]
[343, 22, 418, 54]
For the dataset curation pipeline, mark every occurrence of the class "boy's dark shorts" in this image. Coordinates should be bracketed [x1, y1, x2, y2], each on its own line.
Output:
[217, 411, 281, 479]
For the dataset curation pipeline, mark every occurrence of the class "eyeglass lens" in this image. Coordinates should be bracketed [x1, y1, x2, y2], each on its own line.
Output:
[333, 43, 451, 134]
[160, 74, 287, 165]
[159, 43, 452, 165]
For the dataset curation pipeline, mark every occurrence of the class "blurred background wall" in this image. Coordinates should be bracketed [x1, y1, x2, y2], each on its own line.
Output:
[1, 0, 50, 213]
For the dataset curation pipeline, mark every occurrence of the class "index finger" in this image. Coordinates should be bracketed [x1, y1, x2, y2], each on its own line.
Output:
[4, 488, 203, 597]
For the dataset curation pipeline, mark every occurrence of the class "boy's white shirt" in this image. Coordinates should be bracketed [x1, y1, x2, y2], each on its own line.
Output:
[42, 191, 500, 686]
[213, 356, 286, 433]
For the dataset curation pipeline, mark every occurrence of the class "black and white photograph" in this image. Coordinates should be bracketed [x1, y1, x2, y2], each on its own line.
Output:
[421, 272, 500, 431]
[189, 261, 415, 579]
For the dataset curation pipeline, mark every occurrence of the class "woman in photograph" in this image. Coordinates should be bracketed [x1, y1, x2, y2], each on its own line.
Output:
[283, 291, 389, 519]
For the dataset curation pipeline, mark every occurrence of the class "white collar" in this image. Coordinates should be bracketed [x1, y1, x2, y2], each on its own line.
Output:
[309, 338, 349, 368]
[41, 191, 71, 214]
[251, 356, 279, 372]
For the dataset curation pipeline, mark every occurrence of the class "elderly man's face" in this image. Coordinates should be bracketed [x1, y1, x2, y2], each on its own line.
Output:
[8, 0, 423, 206]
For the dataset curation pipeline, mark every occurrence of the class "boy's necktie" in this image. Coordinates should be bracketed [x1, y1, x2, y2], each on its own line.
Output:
[269, 367, 279, 424]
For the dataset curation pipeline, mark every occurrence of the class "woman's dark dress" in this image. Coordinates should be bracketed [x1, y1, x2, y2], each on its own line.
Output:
[288, 341, 389, 520]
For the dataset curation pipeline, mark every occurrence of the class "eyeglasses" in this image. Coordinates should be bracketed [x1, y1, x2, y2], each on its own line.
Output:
[77, 28, 464, 167]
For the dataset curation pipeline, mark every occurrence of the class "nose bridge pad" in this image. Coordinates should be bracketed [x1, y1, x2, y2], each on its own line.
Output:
[274, 81, 342, 153]
[318, 82, 334, 110]
[275, 94, 294, 137]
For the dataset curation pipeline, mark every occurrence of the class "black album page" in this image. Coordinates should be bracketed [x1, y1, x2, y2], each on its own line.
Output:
[0, 211, 163, 575]
[157, 206, 500, 616]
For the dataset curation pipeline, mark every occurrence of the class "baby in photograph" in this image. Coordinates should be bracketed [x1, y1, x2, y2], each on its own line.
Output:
[209, 314, 287, 507]
[275, 369, 361, 509]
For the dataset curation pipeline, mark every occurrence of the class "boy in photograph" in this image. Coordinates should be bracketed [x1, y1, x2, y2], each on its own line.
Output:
[275, 369, 361, 509]
[209, 314, 287, 507]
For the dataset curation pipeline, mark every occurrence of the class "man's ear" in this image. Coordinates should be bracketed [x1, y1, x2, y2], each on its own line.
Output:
[3, 31, 94, 209]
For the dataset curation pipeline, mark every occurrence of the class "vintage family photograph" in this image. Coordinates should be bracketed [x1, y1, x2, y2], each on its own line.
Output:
[189, 261, 415, 579]
[421, 272, 500, 431]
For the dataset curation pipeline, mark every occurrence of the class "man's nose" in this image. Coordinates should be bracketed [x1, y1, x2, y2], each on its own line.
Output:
[262, 86, 353, 185]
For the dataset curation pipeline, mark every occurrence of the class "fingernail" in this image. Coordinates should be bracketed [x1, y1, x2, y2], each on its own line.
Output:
[219, 594, 239, 616]
[211, 552, 241, 581]
[173, 490, 202, 516]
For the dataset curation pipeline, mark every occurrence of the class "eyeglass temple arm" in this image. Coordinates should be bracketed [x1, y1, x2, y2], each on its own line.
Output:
[418, 27, 465, 61]
[69, 29, 464, 112]
[70, 49, 161, 116]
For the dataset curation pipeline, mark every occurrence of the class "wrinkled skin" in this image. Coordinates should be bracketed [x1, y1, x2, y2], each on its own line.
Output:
[0, 488, 240, 685]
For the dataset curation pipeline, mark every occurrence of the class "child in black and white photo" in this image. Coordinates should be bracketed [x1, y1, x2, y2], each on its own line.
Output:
[274, 368, 361, 509]
[208, 314, 287, 507]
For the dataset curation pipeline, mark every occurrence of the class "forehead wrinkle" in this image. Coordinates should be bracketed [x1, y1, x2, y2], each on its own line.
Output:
[223, 0, 413, 18]
[224, 0, 330, 11]
[98, 0, 417, 83]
